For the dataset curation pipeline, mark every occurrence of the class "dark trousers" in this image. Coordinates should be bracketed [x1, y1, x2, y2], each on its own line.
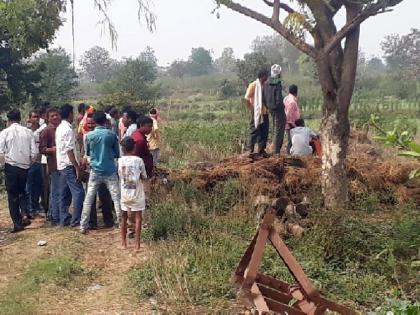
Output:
[247, 112, 269, 153]
[26, 162, 43, 214]
[286, 129, 292, 154]
[41, 164, 49, 214]
[88, 183, 114, 228]
[271, 110, 286, 154]
[4, 164, 29, 229]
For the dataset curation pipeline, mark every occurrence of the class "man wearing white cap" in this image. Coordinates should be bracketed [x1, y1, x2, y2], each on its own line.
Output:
[263, 64, 286, 154]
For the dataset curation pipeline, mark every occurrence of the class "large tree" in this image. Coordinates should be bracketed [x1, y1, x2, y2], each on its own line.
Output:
[34, 48, 78, 104]
[236, 52, 270, 87]
[216, 0, 405, 209]
[381, 28, 419, 81]
[252, 34, 300, 72]
[215, 47, 237, 73]
[79, 46, 113, 82]
[188, 47, 214, 76]
[168, 60, 190, 79]
[0, 0, 64, 108]
[102, 48, 159, 101]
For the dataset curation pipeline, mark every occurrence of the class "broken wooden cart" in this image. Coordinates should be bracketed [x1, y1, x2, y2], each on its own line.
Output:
[233, 208, 356, 315]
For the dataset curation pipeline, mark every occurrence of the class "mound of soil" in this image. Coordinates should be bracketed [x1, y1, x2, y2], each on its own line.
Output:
[170, 141, 420, 206]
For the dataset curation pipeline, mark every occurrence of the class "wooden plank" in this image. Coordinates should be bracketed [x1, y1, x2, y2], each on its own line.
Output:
[256, 272, 289, 293]
[235, 231, 258, 277]
[239, 283, 270, 313]
[242, 209, 276, 290]
[315, 297, 356, 315]
[269, 229, 320, 300]
[296, 299, 317, 314]
[257, 283, 293, 305]
[265, 298, 307, 315]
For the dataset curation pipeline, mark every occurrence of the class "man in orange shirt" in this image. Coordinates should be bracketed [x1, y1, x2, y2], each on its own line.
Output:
[244, 70, 270, 157]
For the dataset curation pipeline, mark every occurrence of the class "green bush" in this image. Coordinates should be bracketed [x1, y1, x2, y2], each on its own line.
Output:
[370, 299, 420, 315]
[96, 91, 152, 114]
[146, 201, 208, 241]
[218, 79, 240, 99]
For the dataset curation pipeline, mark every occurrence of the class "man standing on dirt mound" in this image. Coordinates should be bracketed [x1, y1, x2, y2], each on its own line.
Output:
[244, 69, 270, 157]
[263, 64, 286, 155]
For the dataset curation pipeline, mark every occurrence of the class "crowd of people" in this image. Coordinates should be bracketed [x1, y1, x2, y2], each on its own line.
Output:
[0, 63, 320, 250]
[0, 104, 161, 251]
[244, 64, 320, 157]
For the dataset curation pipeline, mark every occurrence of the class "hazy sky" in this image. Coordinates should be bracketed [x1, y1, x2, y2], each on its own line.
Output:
[53, 0, 420, 66]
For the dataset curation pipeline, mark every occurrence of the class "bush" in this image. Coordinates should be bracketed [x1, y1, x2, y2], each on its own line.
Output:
[145, 201, 208, 241]
[129, 234, 246, 308]
[96, 91, 152, 114]
[218, 79, 239, 99]
[370, 299, 420, 315]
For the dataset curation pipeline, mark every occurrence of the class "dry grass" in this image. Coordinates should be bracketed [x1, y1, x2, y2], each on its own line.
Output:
[0, 210, 152, 315]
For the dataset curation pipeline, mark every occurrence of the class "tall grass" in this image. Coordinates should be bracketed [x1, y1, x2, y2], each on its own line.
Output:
[130, 177, 419, 312]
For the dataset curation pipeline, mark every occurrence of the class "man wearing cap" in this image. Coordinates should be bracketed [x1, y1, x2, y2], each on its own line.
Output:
[263, 64, 286, 155]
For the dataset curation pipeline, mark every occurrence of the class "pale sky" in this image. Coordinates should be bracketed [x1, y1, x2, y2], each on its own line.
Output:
[52, 0, 420, 66]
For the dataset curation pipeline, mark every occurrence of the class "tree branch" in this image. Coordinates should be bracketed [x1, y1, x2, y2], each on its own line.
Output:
[338, 3, 361, 112]
[219, 0, 317, 58]
[272, 0, 280, 22]
[323, 0, 404, 55]
[262, 0, 295, 14]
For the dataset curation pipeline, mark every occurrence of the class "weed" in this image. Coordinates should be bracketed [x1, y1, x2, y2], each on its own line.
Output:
[369, 299, 420, 315]
[25, 256, 83, 287]
[351, 191, 381, 212]
[0, 255, 83, 315]
[145, 201, 208, 241]
[129, 233, 246, 310]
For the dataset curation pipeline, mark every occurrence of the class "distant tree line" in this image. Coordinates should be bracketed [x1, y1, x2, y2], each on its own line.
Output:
[1, 0, 418, 111]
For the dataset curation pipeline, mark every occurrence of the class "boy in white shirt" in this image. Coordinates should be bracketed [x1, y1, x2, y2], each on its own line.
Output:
[290, 119, 318, 156]
[118, 137, 147, 251]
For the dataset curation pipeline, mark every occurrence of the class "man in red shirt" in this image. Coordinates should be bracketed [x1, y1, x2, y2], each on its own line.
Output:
[131, 116, 154, 177]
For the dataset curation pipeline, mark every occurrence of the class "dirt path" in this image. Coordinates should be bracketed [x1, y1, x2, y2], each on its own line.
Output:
[0, 205, 152, 315]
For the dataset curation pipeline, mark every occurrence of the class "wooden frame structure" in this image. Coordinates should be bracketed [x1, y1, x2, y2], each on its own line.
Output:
[233, 208, 355, 315]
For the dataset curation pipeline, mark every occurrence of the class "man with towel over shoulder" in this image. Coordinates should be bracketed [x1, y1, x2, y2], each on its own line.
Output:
[244, 69, 270, 157]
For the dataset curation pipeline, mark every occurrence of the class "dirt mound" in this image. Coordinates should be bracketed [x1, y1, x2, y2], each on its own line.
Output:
[170, 142, 420, 205]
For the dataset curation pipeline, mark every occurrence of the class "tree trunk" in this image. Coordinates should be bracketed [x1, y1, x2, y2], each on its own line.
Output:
[316, 50, 351, 210]
[319, 91, 350, 210]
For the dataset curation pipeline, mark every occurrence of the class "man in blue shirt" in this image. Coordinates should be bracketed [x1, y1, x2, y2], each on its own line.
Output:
[80, 111, 121, 234]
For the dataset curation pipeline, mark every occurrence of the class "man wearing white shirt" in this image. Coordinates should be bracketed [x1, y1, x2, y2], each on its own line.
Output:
[56, 104, 85, 227]
[0, 109, 38, 233]
[290, 119, 318, 157]
[122, 110, 139, 138]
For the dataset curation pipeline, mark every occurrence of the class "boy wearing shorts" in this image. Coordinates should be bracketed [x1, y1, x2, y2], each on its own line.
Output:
[118, 137, 147, 250]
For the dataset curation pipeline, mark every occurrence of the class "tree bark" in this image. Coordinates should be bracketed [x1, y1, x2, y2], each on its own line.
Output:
[319, 88, 350, 210]
[315, 3, 361, 210]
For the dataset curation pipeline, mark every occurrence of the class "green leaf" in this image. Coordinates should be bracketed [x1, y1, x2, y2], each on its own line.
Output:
[409, 169, 420, 179]
[399, 151, 420, 158]
[408, 142, 420, 154]
[288, 298, 299, 306]
[373, 135, 389, 142]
